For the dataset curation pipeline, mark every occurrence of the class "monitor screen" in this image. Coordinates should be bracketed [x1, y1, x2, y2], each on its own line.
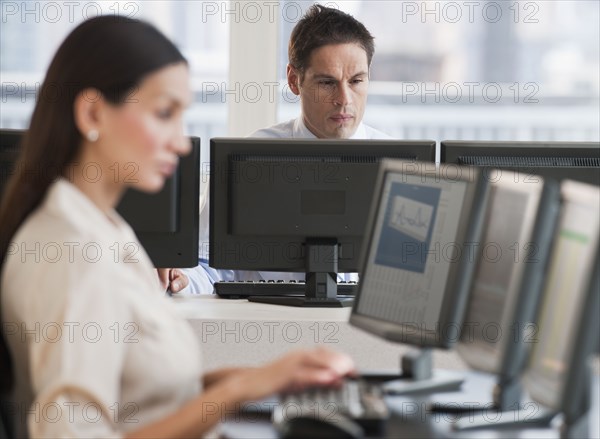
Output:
[0, 129, 199, 269]
[441, 141, 600, 186]
[350, 160, 489, 348]
[209, 138, 435, 276]
[456, 170, 560, 376]
[524, 180, 600, 413]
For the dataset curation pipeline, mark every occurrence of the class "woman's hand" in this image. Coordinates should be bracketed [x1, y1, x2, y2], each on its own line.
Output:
[225, 347, 356, 402]
[157, 268, 189, 293]
[128, 348, 354, 439]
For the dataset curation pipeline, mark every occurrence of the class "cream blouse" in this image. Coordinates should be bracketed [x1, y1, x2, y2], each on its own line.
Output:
[1, 179, 202, 438]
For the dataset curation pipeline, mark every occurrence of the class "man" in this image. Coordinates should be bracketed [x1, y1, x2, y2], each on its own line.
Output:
[253, 4, 389, 140]
[185, 5, 391, 293]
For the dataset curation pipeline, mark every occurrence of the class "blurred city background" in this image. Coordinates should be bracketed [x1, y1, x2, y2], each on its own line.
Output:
[1, 0, 599, 160]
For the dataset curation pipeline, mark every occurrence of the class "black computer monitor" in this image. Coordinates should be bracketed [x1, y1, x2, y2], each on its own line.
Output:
[0, 128, 199, 269]
[349, 159, 490, 392]
[435, 170, 561, 419]
[209, 138, 436, 307]
[523, 180, 600, 438]
[441, 141, 600, 186]
[116, 138, 200, 268]
[0, 129, 20, 197]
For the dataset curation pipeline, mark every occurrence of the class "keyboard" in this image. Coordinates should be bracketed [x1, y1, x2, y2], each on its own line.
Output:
[272, 378, 389, 435]
[214, 280, 358, 299]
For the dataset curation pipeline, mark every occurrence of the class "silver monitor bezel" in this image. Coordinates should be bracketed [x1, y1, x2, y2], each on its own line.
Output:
[523, 180, 600, 411]
[456, 170, 550, 373]
[350, 159, 489, 349]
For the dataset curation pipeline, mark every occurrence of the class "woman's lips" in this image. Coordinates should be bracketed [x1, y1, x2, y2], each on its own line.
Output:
[159, 162, 177, 177]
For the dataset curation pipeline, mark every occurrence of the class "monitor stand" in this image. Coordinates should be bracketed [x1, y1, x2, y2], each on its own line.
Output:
[451, 364, 593, 434]
[450, 401, 556, 432]
[363, 348, 464, 395]
[433, 374, 553, 431]
[248, 240, 354, 308]
[560, 381, 591, 439]
[431, 372, 523, 418]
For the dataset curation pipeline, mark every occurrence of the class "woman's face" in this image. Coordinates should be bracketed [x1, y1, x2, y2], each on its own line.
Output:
[93, 62, 192, 193]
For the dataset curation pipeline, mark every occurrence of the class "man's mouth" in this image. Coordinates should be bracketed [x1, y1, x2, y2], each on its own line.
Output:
[330, 114, 354, 123]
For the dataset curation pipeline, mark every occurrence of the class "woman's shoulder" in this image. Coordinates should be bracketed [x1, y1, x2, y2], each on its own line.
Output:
[2, 180, 156, 319]
[6, 180, 105, 266]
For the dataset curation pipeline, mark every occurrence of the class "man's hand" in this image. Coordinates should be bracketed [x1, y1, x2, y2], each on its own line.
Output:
[157, 268, 189, 294]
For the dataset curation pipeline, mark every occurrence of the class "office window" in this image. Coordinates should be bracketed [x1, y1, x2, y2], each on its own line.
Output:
[2, 1, 599, 144]
[0, 0, 230, 160]
[277, 0, 600, 142]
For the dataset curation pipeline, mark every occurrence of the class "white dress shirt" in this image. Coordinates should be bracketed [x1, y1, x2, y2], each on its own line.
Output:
[184, 117, 391, 294]
[1, 179, 202, 438]
[250, 117, 392, 139]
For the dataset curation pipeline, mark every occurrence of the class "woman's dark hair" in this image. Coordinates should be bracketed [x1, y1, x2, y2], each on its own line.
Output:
[288, 4, 375, 78]
[0, 15, 187, 393]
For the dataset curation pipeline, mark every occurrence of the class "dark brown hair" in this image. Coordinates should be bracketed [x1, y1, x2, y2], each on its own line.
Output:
[0, 15, 187, 393]
[288, 4, 375, 77]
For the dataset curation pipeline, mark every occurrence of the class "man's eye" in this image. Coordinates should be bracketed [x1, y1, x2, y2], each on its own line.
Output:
[351, 79, 364, 85]
[157, 109, 173, 119]
[319, 80, 335, 87]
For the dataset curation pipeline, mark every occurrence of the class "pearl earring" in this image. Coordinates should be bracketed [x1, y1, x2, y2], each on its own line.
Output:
[87, 129, 99, 142]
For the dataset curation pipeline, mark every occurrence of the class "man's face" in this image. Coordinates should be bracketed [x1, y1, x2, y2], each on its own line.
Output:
[288, 43, 369, 139]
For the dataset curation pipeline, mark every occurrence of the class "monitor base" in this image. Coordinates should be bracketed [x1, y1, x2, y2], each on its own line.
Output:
[560, 411, 591, 439]
[431, 377, 522, 413]
[452, 408, 556, 431]
[382, 369, 464, 395]
[247, 295, 354, 307]
[365, 350, 464, 395]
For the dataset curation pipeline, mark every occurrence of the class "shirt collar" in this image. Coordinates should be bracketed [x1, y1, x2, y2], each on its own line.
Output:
[293, 117, 367, 139]
[45, 178, 131, 236]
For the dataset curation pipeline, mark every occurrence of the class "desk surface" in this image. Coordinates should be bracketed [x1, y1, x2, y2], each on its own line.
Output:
[172, 296, 600, 438]
[170, 294, 352, 321]
[171, 294, 469, 376]
[220, 370, 600, 439]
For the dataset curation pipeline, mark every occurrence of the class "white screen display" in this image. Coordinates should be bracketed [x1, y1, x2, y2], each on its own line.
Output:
[525, 181, 600, 409]
[357, 172, 468, 331]
[459, 178, 543, 372]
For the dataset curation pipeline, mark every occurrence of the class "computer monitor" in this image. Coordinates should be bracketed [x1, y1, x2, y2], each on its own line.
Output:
[0, 129, 20, 197]
[209, 138, 436, 307]
[441, 141, 600, 186]
[523, 180, 600, 438]
[349, 159, 490, 391]
[438, 171, 560, 418]
[116, 138, 200, 268]
[0, 128, 200, 269]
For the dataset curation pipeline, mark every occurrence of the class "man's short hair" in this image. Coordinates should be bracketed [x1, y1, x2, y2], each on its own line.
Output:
[289, 4, 375, 76]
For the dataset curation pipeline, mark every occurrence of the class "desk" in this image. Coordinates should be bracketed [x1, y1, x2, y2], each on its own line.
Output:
[172, 296, 600, 438]
[171, 295, 469, 373]
[219, 370, 600, 439]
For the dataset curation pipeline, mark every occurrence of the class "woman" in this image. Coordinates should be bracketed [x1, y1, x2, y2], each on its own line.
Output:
[0, 16, 354, 438]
